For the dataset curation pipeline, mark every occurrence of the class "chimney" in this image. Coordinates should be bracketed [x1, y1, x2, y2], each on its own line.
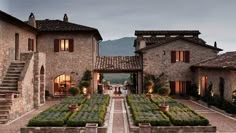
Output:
[63, 14, 68, 22]
[214, 41, 217, 48]
[28, 13, 36, 28]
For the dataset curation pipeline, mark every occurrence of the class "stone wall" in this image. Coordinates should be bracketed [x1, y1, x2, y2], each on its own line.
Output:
[9, 53, 35, 121]
[142, 40, 218, 81]
[37, 33, 98, 95]
[33, 52, 46, 107]
[0, 19, 36, 82]
[194, 68, 236, 101]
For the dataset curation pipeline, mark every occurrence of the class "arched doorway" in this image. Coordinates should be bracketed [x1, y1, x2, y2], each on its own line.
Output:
[40, 66, 45, 104]
[54, 74, 71, 95]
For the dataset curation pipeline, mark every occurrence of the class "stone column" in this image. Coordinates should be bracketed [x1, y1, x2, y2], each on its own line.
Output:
[137, 71, 143, 94]
[93, 71, 98, 94]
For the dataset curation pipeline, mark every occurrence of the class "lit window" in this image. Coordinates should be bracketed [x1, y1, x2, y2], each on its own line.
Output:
[60, 39, 69, 51]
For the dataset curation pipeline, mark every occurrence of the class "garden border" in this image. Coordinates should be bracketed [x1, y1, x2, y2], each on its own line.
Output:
[124, 98, 216, 133]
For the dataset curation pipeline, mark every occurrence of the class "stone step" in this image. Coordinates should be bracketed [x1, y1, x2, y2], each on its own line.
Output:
[0, 94, 5, 98]
[0, 119, 8, 124]
[2, 80, 18, 84]
[4, 77, 19, 80]
[0, 90, 18, 94]
[0, 110, 10, 115]
[0, 105, 11, 110]
[0, 86, 17, 90]
[8, 67, 24, 70]
[0, 114, 8, 119]
[6, 71, 21, 74]
[10, 62, 25, 65]
[0, 83, 17, 87]
[5, 73, 21, 77]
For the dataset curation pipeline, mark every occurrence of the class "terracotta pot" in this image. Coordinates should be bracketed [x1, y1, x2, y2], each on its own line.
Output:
[68, 104, 79, 112]
[159, 104, 169, 112]
[146, 94, 152, 99]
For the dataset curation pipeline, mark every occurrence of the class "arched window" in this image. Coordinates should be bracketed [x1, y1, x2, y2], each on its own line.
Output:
[54, 74, 71, 95]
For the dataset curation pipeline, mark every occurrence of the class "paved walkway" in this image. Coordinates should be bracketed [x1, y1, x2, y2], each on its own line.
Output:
[0, 101, 60, 133]
[109, 98, 128, 133]
[177, 100, 236, 133]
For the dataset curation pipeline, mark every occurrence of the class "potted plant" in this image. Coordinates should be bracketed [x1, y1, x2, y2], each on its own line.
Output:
[68, 104, 79, 112]
[158, 87, 171, 111]
[145, 80, 154, 98]
[68, 87, 79, 96]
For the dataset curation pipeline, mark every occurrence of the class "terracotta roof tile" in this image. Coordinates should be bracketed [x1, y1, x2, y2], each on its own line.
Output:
[95, 56, 142, 72]
[192, 52, 236, 70]
[135, 36, 222, 52]
[135, 30, 201, 36]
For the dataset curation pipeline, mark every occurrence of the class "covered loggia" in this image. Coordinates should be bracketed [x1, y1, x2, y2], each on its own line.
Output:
[93, 56, 143, 95]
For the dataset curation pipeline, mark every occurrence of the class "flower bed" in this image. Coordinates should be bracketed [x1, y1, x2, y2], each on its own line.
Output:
[127, 94, 209, 126]
[28, 94, 110, 127]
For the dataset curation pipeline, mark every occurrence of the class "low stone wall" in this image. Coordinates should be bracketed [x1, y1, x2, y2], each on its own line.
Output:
[124, 98, 216, 133]
[21, 127, 108, 133]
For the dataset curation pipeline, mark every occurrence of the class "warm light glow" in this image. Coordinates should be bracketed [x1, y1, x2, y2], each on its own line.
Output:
[180, 51, 184, 61]
[97, 73, 100, 80]
[176, 51, 179, 61]
[65, 40, 69, 50]
[83, 87, 87, 94]
[60, 40, 65, 51]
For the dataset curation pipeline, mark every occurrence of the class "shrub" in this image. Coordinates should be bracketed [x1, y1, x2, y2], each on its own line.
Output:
[45, 90, 50, 97]
[68, 87, 79, 96]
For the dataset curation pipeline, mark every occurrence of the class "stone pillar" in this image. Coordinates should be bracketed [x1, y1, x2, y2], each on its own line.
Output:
[137, 71, 143, 94]
[86, 123, 98, 133]
[139, 123, 151, 133]
[93, 71, 98, 94]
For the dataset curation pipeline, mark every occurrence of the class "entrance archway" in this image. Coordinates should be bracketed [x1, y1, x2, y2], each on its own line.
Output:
[40, 66, 45, 104]
[94, 56, 143, 96]
[54, 74, 71, 95]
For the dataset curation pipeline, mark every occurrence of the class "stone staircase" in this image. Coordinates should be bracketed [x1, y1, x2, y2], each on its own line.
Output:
[0, 62, 25, 124]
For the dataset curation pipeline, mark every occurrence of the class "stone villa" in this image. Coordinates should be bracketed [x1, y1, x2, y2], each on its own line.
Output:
[0, 10, 236, 123]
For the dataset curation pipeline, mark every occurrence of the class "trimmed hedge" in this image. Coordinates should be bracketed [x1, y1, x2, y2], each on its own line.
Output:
[127, 94, 170, 126]
[61, 95, 86, 105]
[67, 94, 110, 127]
[127, 94, 209, 126]
[28, 111, 71, 127]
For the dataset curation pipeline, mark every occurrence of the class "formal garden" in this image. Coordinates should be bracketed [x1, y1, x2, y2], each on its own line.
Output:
[28, 94, 110, 127]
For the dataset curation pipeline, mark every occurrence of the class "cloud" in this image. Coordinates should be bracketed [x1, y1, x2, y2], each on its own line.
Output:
[1, 0, 236, 52]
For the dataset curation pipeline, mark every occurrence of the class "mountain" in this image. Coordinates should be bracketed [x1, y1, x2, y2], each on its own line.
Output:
[99, 37, 136, 56]
[99, 37, 136, 83]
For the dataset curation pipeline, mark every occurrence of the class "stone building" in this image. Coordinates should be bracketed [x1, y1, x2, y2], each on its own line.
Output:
[192, 52, 236, 101]
[134, 30, 222, 95]
[0, 10, 46, 124]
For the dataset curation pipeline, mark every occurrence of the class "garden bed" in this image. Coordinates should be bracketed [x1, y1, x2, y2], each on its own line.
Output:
[125, 94, 216, 133]
[23, 94, 111, 133]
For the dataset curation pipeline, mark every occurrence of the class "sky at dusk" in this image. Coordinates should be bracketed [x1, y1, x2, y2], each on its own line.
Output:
[1, 0, 236, 52]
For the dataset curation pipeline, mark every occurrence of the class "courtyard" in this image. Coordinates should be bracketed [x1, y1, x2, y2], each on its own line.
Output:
[0, 95, 236, 133]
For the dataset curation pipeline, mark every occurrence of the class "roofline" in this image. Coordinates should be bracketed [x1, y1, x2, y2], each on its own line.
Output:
[0, 10, 38, 33]
[135, 37, 222, 53]
[135, 30, 201, 36]
[191, 65, 236, 71]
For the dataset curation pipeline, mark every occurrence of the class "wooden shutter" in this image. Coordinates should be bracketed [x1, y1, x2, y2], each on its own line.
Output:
[186, 81, 192, 95]
[69, 39, 74, 52]
[170, 81, 176, 95]
[185, 51, 190, 63]
[171, 51, 176, 63]
[54, 39, 59, 52]
[31, 39, 34, 51]
[28, 38, 31, 51]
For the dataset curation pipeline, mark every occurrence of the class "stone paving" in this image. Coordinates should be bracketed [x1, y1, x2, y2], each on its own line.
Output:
[110, 98, 128, 133]
[177, 100, 236, 133]
[0, 100, 60, 133]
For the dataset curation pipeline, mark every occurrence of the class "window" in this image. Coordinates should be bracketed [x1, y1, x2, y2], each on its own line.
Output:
[60, 39, 69, 51]
[28, 38, 34, 51]
[54, 74, 71, 95]
[54, 39, 74, 52]
[200, 76, 208, 96]
[170, 81, 191, 95]
[171, 51, 190, 63]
